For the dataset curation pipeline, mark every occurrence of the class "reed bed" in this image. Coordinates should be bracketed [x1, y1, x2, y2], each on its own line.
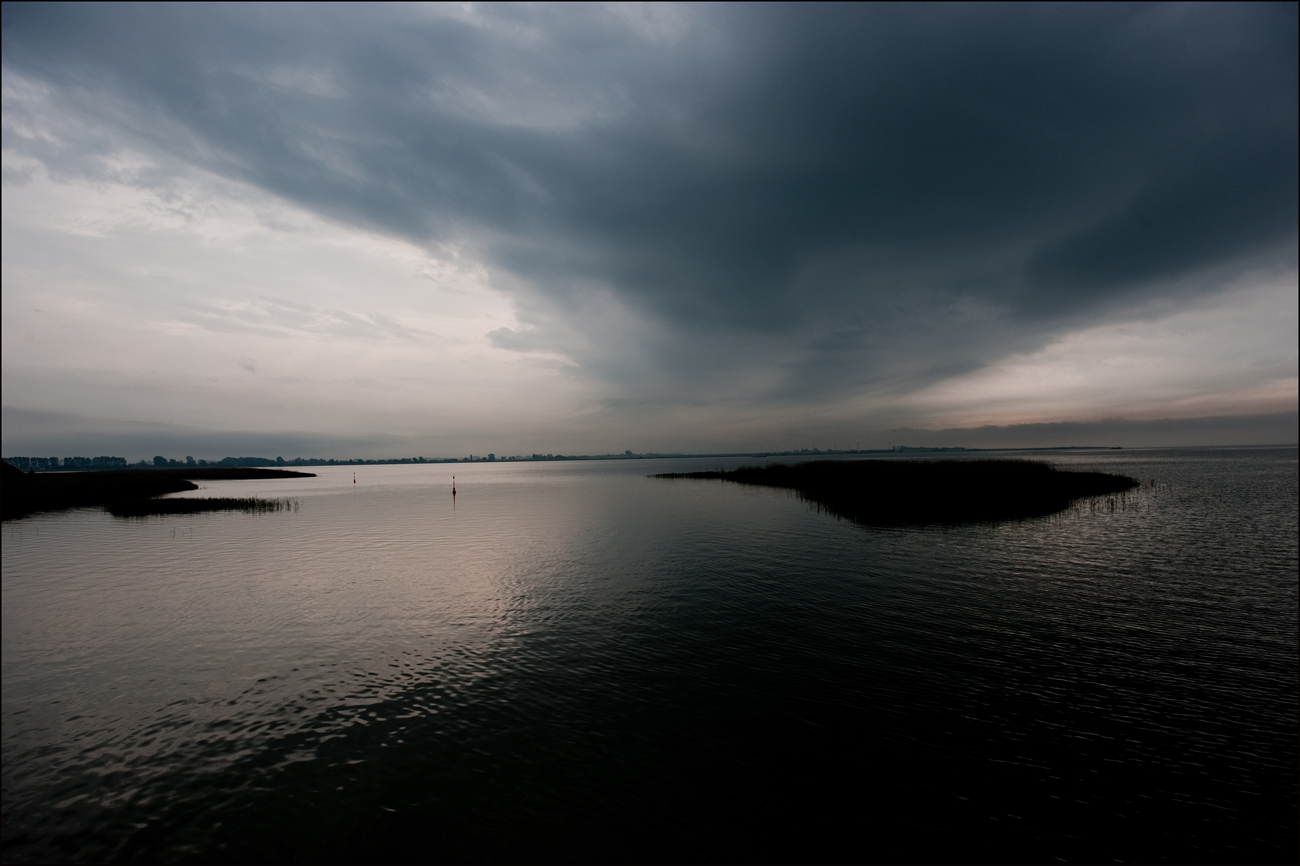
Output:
[654, 459, 1139, 526]
[2, 462, 313, 520]
[106, 497, 300, 518]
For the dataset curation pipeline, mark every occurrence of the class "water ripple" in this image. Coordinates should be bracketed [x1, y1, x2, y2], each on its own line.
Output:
[3, 448, 1296, 862]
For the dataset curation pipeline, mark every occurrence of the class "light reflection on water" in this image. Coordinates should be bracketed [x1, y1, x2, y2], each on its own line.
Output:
[2, 448, 1296, 863]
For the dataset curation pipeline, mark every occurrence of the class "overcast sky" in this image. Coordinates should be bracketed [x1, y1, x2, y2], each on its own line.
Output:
[3, 2, 1296, 459]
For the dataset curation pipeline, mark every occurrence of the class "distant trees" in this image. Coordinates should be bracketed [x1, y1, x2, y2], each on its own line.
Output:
[2, 456, 128, 472]
[216, 457, 279, 467]
[3, 452, 639, 472]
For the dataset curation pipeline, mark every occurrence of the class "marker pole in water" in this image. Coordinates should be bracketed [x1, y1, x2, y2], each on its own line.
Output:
[353, 472, 356, 484]
[452, 475, 456, 497]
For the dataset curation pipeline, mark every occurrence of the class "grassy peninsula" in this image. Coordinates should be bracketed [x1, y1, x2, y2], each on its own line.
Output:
[653, 459, 1139, 525]
[1, 463, 314, 521]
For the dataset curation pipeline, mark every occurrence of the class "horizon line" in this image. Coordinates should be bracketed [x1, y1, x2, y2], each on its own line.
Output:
[6, 442, 1297, 473]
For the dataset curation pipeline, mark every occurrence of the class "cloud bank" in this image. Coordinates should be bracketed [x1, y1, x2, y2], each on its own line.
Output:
[2, 3, 1296, 456]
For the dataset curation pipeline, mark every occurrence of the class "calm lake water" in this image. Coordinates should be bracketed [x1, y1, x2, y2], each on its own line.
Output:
[2, 448, 1296, 863]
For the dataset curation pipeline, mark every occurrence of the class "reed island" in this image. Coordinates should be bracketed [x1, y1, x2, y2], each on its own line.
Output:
[654, 459, 1139, 525]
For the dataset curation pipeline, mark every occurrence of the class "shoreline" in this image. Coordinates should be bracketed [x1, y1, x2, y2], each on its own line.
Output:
[1, 464, 315, 521]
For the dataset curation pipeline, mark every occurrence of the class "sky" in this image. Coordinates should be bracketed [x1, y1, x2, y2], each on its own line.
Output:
[2, 2, 1296, 460]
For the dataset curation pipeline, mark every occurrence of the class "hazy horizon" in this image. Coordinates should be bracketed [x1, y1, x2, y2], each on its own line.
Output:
[3, 4, 1296, 457]
[2, 403, 1295, 465]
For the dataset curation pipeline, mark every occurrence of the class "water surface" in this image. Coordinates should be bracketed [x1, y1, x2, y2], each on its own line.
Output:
[3, 448, 1296, 862]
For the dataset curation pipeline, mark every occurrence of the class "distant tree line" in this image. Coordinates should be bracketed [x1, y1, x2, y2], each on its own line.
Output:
[3, 456, 129, 472]
[213, 456, 459, 468]
[4, 450, 765, 473]
[2, 455, 461, 472]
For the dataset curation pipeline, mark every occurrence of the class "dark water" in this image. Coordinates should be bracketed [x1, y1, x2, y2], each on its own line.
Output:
[2, 448, 1296, 863]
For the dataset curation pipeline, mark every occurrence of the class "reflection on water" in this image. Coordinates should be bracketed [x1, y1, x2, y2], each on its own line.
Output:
[2, 449, 1296, 862]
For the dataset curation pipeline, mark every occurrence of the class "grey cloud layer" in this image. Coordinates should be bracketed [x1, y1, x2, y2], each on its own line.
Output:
[3, 2, 1296, 404]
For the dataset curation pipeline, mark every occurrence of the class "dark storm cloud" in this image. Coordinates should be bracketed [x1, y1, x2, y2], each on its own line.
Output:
[3, 2, 1296, 402]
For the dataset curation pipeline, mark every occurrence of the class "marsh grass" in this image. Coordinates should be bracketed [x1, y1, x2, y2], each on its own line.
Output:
[106, 497, 300, 518]
[2, 462, 313, 520]
[654, 459, 1140, 526]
